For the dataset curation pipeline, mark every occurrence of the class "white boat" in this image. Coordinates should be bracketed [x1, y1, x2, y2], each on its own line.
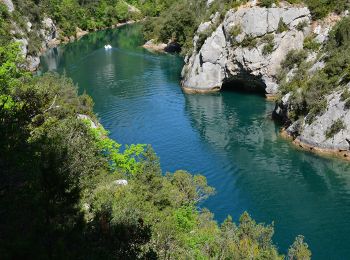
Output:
[104, 44, 112, 50]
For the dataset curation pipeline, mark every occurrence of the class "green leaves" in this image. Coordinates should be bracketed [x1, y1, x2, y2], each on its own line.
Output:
[88, 124, 146, 174]
[288, 235, 312, 260]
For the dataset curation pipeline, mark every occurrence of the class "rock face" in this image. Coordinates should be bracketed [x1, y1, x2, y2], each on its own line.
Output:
[1, 0, 14, 12]
[17, 17, 61, 71]
[275, 87, 350, 156]
[293, 91, 350, 151]
[181, 6, 311, 95]
[143, 39, 181, 53]
[272, 12, 350, 157]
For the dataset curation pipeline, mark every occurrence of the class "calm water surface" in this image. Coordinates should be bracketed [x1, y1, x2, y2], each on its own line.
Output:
[40, 25, 350, 259]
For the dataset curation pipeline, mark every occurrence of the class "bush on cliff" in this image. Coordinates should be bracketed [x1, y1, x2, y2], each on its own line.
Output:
[278, 17, 350, 123]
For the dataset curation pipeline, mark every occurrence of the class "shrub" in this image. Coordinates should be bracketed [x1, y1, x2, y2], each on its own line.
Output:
[262, 42, 274, 55]
[303, 34, 321, 51]
[325, 118, 346, 138]
[196, 28, 213, 51]
[277, 18, 288, 33]
[230, 24, 242, 38]
[241, 35, 258, 49]
[27, 29, 43, 55]
[281, 49, 308, 70]
[259, 0, 277, 8]
[262, 34, 275, 55]
[345, 99, 350, 109]
[305, 98, 327, 124]
[288, 235, 312, 260]
[341, 88, 350, 101]
[297, 20, 308, 31]
[304, 0, 348, 20]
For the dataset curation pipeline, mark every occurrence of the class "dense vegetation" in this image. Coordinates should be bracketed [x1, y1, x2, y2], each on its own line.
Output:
[7, 0, 176, 55]
[277, 16, 350, 128]
[0, 1, 313, 259]
[143, 0, 349, 55]
[0, 37, 311, 260]
[143, 0, 250, 54]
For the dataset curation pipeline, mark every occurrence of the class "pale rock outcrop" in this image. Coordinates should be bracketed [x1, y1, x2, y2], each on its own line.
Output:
[17, 17, 60, 71]
[113, 180, 128, 186]
[77, 114, 99, 129]
[40, 17, 59, 50]
[1, 0, 14, 12]
[181, 7, 311, 95]
[76, 27, 88, 40]
[143, 39, 167, 52]
[285, 90, 350, 152]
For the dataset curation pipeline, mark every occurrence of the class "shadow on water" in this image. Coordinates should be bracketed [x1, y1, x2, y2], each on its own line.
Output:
[221, 76, 267, 97]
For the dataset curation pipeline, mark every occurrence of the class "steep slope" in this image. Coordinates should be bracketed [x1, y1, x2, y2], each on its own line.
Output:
[181, 5, 311, 96]
[182, 2, 350, 159]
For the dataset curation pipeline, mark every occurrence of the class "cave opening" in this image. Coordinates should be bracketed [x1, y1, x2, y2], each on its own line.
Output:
[220, 76, 267, 97]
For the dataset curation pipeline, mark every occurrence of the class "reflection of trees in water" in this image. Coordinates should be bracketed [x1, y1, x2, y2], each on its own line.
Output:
[40, 24, 145, 73]
[184, 90, 350, 198]
[40, 24, 184, 101]
[184, 92, 276, 152]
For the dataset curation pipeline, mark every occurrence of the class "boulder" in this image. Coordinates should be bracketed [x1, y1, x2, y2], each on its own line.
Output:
[290, 91, 350, 151]
[26, 55, 40, 72]
[113, 179, 128, 186]
[76, 27, 88, 40]
[164, 41, 181, 53]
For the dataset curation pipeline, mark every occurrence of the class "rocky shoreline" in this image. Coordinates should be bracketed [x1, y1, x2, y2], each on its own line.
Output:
[180, 3, 350, 161]
[281, 129, 350, 160]
[143, 39, 181, 53]
[25, 20, 137, 71]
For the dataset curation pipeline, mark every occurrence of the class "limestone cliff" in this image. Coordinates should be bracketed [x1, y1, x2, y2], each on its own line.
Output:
[181, 5, 311, 96]
[182, 3, 350, 158]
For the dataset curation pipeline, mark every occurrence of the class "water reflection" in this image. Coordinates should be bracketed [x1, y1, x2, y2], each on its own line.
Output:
[184, 90, 350, 258]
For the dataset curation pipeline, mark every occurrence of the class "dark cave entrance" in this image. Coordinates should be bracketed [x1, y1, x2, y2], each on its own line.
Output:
[221, 76, 267, 97]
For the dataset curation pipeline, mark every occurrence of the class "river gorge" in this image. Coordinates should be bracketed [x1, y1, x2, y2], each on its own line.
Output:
[40, 24, 350, 259]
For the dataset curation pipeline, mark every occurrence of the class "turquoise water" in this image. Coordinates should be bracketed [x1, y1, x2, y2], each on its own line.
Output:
[40, 24, 350, 259]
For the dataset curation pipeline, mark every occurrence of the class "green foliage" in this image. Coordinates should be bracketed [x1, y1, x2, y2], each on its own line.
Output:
[230, 24, 242, 38]
[281, 49, 308, 70]
[0, 3, 12, 45]
[344, 98, 350, 109]
[277, 18, 288, 33]
[241, 35, 258, 49]
[262, 34, 275, 55]
[9, 0, 150, 44]
[297, 20, 308, 31]
[197, 27, 215, 51]
[259, 0, 278, 8]
[303, 0, 349, 20]
[288, 235, 312, 260]
[341, 88, 350, 101]
[0, 42, 28, 92]
[263, 42, 274, 55]
[303, 34, 321, 51]
[142, 0, 250, 54]
[325, 118, 346, 138]
[143, 0, 201, 54]
[0, 6, 312, 258]
[89, 125, 146, 175]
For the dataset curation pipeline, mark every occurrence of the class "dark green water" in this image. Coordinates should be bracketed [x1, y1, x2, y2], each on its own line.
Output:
[40, 24, 350, 259]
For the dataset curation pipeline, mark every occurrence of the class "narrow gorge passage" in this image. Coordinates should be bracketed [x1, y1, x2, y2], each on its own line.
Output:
[40, 25, 350, 260]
